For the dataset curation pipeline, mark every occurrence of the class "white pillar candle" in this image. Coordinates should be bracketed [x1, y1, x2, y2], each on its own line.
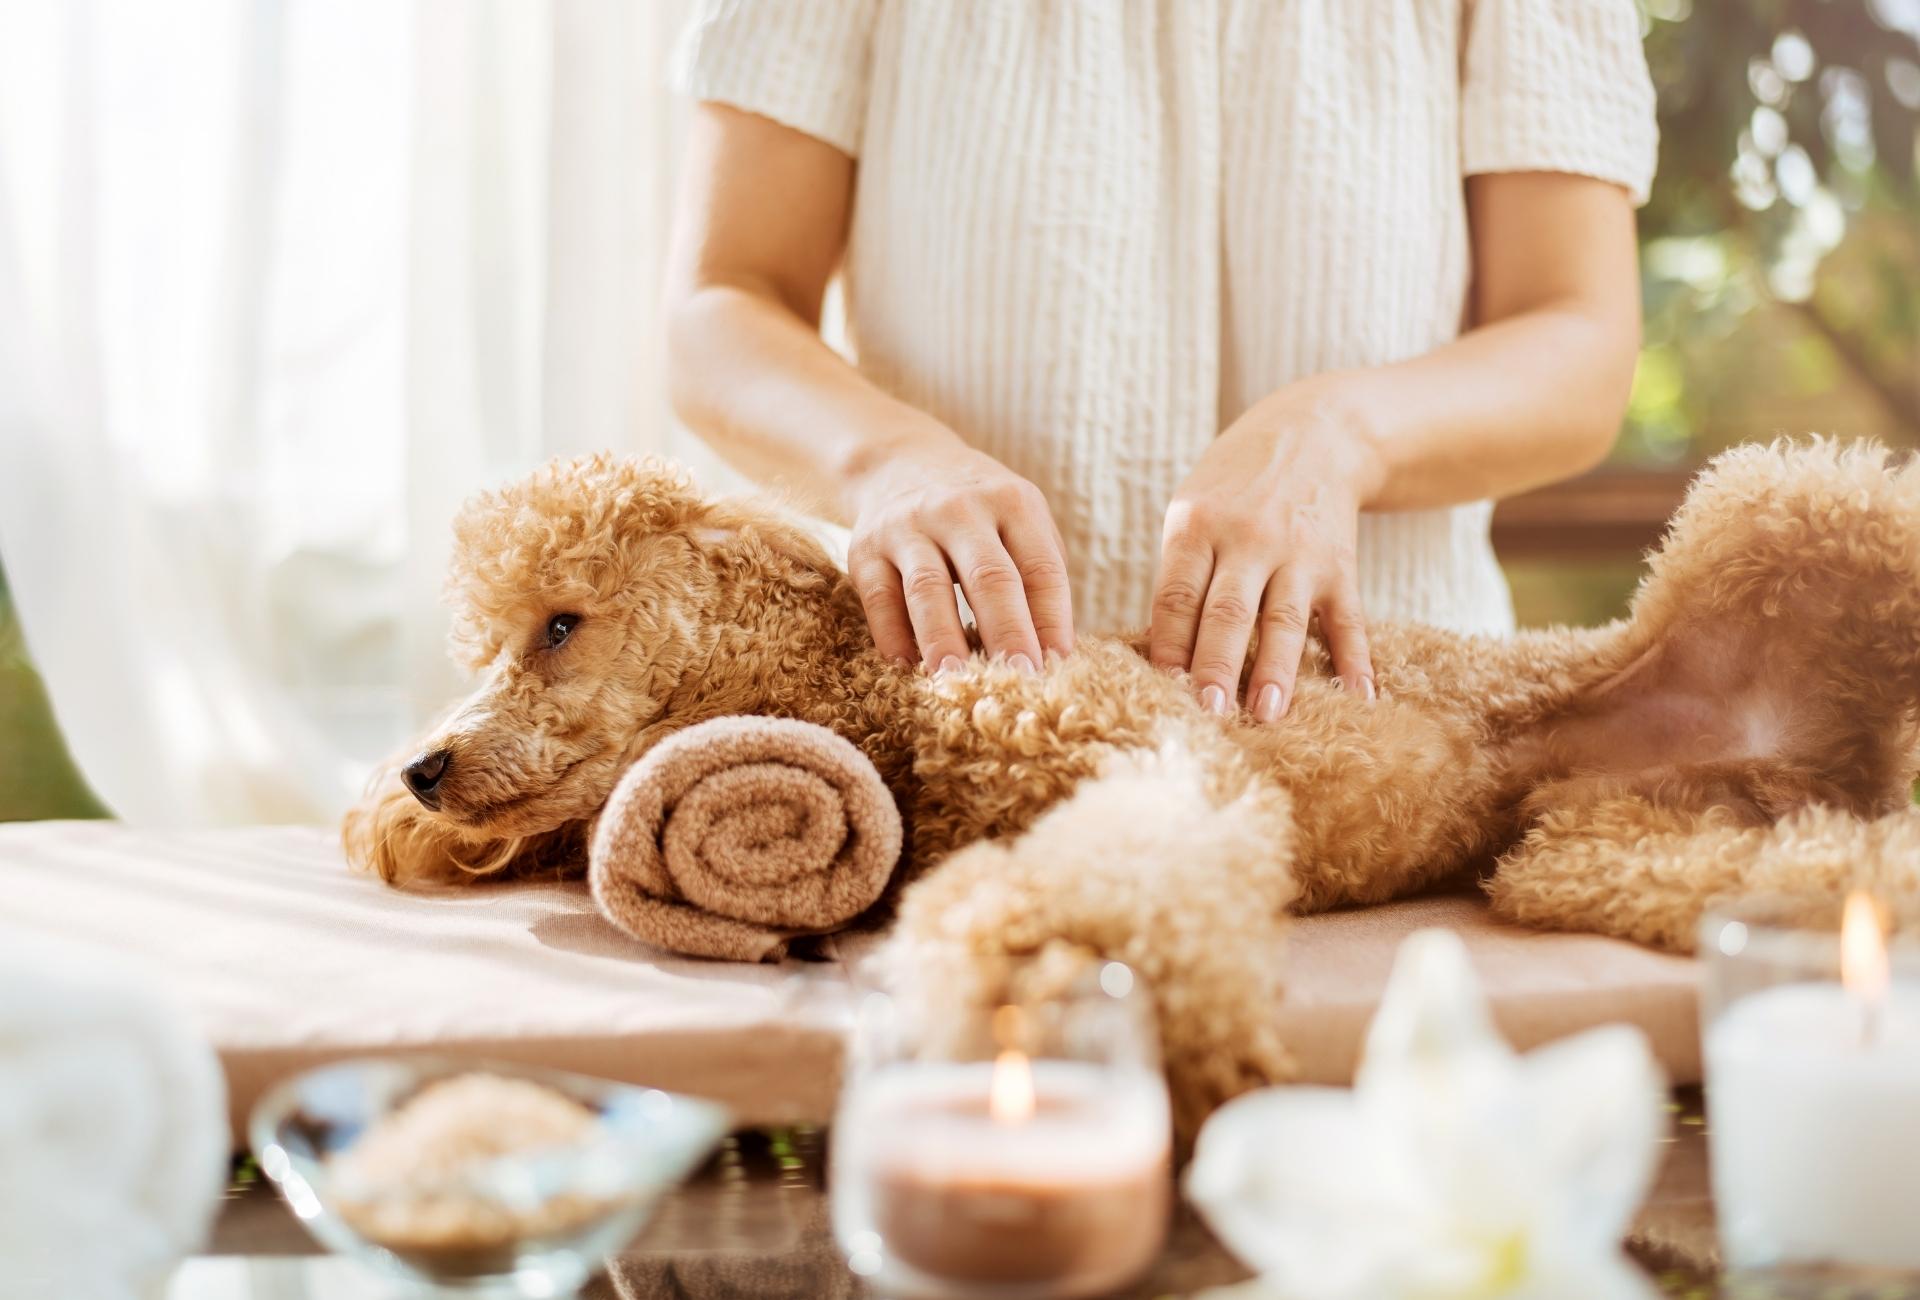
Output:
[1707, 896, 1920, 1270]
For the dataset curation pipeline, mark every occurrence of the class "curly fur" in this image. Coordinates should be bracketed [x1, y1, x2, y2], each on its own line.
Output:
[345, 439, 1920, 1129]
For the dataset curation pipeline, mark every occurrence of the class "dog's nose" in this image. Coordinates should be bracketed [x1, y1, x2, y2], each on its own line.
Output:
[402, 749, 452, 809]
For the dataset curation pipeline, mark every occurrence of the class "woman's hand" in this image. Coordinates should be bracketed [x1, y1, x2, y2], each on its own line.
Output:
[1149, 386, 1381, 722]
[845, 435, 1075, 672]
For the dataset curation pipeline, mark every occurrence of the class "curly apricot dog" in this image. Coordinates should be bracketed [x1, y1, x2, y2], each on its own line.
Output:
[347, 439, 1920, 1129]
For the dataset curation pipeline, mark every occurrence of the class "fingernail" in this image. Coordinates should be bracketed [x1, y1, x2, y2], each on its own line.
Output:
[1361, 676, 1377, 702]
[1254, 683, 1283, 723]
[1200, 684, 1230, 716]
[938, 655, 965, 675]
[1008, 653, 1036, 674]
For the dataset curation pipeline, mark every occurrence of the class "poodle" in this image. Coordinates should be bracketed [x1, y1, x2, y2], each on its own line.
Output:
[345, 439, 1920, 1131]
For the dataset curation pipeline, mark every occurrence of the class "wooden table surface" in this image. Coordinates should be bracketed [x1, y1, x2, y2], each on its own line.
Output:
[180, 1089, 1917, 1300]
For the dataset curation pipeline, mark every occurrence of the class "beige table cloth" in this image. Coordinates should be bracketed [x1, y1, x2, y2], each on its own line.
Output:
[0, 821, 1700, 1144]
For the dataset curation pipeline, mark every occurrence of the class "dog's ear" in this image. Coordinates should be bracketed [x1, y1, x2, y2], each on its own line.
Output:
[445, 454, 713, 667]
[565, 454, 706, 540]
[695, 496, 843, 583]
[452, 454, 706, 560]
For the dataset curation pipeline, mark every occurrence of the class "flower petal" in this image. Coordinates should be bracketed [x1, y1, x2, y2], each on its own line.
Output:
[1510, 1024, 1668, 1246]
[1358, 929, 1514, 1090]
[1187, 1088, 1429, 1294]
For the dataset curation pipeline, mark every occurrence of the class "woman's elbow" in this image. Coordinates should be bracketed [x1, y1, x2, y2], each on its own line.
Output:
[1561, 308, 1642, 474]
[664, 281, 763, 433]
[1563, 413, 1622, 479]
[663, 272, 820, 427]
[663, 285, 717, 429]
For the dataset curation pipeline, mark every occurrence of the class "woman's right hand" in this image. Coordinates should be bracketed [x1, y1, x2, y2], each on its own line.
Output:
[663, 104, 1072, 671]
[844, 435, 1075, 672]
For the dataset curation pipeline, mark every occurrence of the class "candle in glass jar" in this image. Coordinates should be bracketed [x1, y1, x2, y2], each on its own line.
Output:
[1707, 893, 1920, 1270]
[833, 1053, 1171, 1298]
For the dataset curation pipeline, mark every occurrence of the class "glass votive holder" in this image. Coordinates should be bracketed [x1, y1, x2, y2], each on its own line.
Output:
[830, 961, 1172, 1300]
[1700, 893, 1920, 1273]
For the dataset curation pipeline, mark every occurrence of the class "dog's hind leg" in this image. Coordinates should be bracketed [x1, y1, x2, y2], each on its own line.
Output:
[1499, 441, 1920, 826]
[1627, 439, 1920, 699]
[1486, 784, 1920, 952]
[880, 745, 1297, 1141]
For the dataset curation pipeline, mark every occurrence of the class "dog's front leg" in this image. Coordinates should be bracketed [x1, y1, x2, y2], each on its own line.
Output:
[882, 746, 1298, 1142]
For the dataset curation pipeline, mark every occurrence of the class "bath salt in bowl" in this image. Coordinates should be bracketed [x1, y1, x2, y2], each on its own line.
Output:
[250, 1056, 729, 1297]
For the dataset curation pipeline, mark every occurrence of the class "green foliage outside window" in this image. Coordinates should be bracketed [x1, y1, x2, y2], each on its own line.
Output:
[1513, 1, 1917, 628]
[1624, 0, 1918, 465]
[0, 562, 107, 820]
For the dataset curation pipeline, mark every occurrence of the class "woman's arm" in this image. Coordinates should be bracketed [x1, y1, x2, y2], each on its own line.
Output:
[1299, 172, 1642, 508]
[1149, 172, 1641, 720]
[664, 104, 1074, 671]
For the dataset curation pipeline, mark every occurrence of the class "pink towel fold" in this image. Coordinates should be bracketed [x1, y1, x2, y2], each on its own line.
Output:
[588, 716, 904, 962]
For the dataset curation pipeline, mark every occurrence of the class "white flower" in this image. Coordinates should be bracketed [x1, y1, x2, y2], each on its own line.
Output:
[1186, 929, 1666, 1300]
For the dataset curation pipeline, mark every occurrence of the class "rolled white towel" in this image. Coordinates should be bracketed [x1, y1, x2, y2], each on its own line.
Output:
[0, 925, 228, 1300]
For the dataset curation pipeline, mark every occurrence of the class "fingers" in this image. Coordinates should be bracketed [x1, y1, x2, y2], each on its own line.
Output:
[1186, 567, 1264, 716]
[1242, 578, 1374, 721]
[848, 552, 919, 664]
[852, 520, 1058, 672]
[1318, 581, 1375, 699]
[946, 535, 1043, 668]
[1001, 514, 1075, 660]
[849, 465, 1072, 672]
[893, 541, 973, 670]
[1148, 532, 1213, 676]
[1246, 577, 1314, 723]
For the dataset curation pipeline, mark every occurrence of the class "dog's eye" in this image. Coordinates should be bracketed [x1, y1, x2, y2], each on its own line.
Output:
[545, 613, 580, 649]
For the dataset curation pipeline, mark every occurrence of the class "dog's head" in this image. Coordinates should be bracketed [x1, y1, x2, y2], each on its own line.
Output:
[394, 453, 745, 841]
[344, 452, 848, 884]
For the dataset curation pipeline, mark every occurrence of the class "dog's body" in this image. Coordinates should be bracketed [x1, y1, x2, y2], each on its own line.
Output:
[347, 439, 1920, 1128]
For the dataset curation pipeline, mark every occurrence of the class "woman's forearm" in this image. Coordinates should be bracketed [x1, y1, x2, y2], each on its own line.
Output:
[1150, 174, 1641, 715]
[666, 103, 1077, 667]
[1280, 170, 1643, 513]
[1287, 294, 1639, 512]
[666, 279, 958, 525]
[1150, 291, 1634, 717]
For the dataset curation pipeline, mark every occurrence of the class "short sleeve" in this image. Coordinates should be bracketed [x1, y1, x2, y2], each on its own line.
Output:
[1461, 0, 1660, 206]
[672, 0, 879, 157]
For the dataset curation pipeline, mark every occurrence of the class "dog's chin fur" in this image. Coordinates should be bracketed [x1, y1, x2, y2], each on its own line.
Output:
[342, 762, 587, 885]
[445, 770, 610, 837]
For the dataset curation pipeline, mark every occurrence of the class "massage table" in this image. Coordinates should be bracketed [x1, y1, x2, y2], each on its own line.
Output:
[1, 820, 1700, 1143]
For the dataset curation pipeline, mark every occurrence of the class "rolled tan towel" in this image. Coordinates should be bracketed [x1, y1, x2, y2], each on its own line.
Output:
[589, 716, 904, 962]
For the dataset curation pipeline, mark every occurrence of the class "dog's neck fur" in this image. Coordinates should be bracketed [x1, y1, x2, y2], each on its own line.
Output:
[653, 524, 920, 785]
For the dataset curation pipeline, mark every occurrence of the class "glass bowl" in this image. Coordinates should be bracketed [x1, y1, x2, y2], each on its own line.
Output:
[249, 1055, 729, 1297]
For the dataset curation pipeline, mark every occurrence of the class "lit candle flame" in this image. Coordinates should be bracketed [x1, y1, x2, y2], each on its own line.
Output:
[1842, 891, 1889, 1048]
[1842, 891, 1889, 1000]
[989, 1048, 1035, 1124]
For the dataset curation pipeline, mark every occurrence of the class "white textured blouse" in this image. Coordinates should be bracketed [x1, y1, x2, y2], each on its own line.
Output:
[675, 0, 1657, 636]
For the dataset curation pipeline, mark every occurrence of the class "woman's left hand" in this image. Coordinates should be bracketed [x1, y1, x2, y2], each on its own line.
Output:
[1148, 384, 1380, 722]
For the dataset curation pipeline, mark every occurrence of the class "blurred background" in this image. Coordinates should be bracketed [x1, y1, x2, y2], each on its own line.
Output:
[1, 0, 1915, 823]
[1501, 0, 1920, 630]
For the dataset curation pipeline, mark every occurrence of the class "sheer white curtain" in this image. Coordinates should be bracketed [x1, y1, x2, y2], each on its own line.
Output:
[0, 0, 690, 824]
